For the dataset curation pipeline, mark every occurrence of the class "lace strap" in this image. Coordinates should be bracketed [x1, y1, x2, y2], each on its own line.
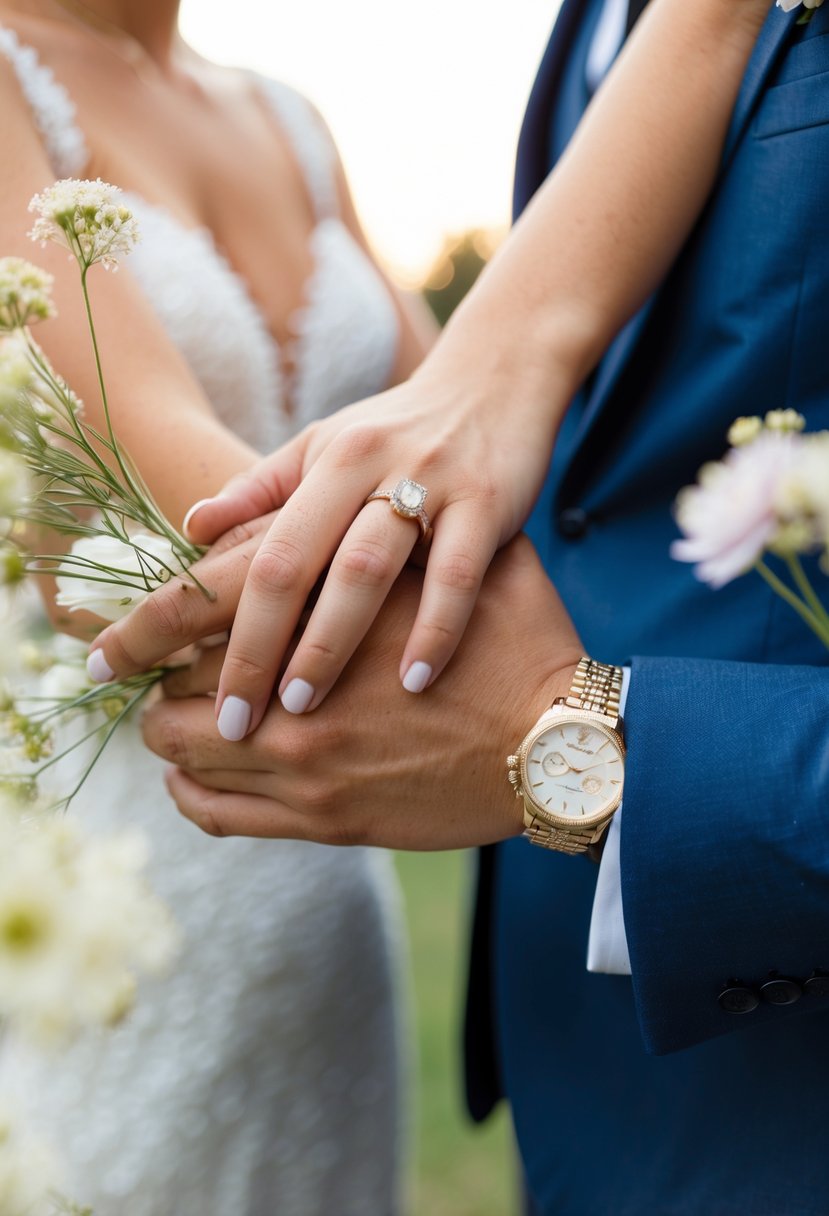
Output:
[0, 25, 88, 177]
[255, 78, 340, 221]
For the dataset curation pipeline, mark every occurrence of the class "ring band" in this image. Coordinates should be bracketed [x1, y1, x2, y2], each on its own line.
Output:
[365, 478, 432, 542]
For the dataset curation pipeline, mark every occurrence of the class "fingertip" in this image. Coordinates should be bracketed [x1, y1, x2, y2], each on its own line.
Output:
[401, 660, 433, 694]
[87, 647, 116, 684]
[182, 497, 219, 543]
[216, 695, 252, 742]
[280, 678, 315, 715]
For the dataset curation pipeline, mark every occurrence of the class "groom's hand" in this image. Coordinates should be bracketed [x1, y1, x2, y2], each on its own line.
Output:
[142, 537, 583, 849]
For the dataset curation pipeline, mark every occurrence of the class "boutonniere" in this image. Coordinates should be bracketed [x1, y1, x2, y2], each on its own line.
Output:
[777, 0, 824, 25]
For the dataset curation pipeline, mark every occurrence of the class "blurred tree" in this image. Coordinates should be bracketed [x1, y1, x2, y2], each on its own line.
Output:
[422, 229, 502, 326]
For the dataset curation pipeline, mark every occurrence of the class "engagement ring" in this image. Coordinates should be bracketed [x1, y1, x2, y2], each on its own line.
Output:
[365, 478, 432, 542]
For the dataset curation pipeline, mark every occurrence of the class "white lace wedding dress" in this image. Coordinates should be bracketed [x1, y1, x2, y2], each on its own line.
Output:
[0, 27, 408, 1216]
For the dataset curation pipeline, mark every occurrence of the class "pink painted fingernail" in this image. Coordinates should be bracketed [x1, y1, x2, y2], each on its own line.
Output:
[87, 648, 115, 684]
[402, 661, 432, 694]
[182, 498, 215, 540]
[281, 678, 315, 715]
[217, 696, 251, 741]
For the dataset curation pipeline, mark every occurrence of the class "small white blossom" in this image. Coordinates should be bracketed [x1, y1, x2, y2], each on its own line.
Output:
[672, 432, 796, 586]
[29, 179, 139, 271]
[776, 432, 829, 552]
[0, 1104, 60, 1216]
[0, 798, 179, 1045]
[0, 258, 55, 332]
[54, 532, 184, 621]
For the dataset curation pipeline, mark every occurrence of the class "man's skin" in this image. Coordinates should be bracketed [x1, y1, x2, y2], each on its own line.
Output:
[137, 537, 582, 847]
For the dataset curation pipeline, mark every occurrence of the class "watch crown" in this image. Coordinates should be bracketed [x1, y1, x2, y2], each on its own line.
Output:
[507, 755, 519, 769]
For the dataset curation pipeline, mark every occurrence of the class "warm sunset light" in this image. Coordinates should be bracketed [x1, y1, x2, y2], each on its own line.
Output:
[180, 0, 560, 282]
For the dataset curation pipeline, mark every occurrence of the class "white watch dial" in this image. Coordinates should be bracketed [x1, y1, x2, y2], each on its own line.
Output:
[523, 719, 623, 822]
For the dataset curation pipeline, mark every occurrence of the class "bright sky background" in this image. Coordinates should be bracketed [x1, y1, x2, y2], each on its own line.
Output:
[180, 0, 560, 283]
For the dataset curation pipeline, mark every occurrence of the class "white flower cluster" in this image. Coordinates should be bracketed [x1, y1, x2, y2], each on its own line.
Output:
[55, 532, 186, 621]
[0, 258, 55, 332]
[0, 796, 179, 1046]
[672, 412, 829, 587]
[29, 179, 139, 271]
[0, 1105, 59, 1216]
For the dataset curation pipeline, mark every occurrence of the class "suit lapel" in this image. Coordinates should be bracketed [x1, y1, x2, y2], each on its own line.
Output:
[563, 5, 799, 464]
[513, 0, 587, 219]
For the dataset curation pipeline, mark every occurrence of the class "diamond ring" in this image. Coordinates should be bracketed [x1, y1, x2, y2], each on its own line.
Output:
[365, 478, 432, 542]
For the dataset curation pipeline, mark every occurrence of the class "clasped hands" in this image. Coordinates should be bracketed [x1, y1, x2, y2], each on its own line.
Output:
[89, 373, 582, 847]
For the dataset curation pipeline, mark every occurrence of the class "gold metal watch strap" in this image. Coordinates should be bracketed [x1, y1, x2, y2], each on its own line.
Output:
[522, 816, 604, 854]
[563, 656, 623, 721]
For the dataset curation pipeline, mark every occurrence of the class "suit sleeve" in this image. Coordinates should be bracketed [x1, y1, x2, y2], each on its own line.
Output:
[621, 655, 829, 1055]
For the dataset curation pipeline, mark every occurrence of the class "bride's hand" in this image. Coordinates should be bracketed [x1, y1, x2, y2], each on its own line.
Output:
[90, 358, 559, 739]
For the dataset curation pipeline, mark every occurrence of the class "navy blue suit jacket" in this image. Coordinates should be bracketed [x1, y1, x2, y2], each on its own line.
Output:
[465, 4, 829, 1213]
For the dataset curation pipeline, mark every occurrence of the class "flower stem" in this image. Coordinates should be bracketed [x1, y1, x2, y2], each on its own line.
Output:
[755, 560, 829, 649]
[785, 553, 829, 634]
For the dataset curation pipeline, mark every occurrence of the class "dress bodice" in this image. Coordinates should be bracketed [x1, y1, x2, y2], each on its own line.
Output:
[0, 27, 400, 452]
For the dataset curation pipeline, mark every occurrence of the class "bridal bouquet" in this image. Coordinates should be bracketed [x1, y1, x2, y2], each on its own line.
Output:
[672, 409, 829, 651]
[0, 180, 211, 1213]
[1, 180, 211, 807]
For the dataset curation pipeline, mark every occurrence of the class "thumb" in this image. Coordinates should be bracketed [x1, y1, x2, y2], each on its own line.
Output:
[182, 435, 306, 544]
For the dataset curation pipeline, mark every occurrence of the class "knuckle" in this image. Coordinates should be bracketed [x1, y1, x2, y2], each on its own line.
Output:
[216, 520, 260, 552]
[331, 423, 387, 468]
[222, 650, 271, 685]
[141, 584, 192, 643]
[338, 541, 395, 590]
[433, 551, 481, 595]
[191, 794, 229, 838]
[156, 716, 191, 767]
[301, 637, 340, 667]
[248, 538, 306, 598]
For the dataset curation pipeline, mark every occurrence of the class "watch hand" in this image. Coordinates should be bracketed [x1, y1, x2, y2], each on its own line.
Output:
[567, 758, 608, 774]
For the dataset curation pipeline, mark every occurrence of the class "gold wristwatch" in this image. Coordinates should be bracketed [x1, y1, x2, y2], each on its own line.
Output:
[507, 657, 625, 853]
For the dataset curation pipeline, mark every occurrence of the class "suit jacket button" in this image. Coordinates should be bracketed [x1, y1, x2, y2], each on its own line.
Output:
[804, 973, 829, 998]
[760, 977, 802, 1006]
[558, 507, 589, 539]
[718, 985, 759, 1014]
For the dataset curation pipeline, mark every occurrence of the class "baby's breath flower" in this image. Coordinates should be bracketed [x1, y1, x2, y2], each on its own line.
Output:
[29, 179, 139, 272]
[0, 257, 55, 332]
[0, 331, 34, 409]
[764, 408, 806, 434]
[727, 416, 763, 447]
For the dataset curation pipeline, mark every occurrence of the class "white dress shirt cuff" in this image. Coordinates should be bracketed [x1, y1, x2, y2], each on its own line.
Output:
[586, 666, 632, 975]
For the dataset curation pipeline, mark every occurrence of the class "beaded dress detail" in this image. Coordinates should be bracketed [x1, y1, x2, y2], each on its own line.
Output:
[0, 28, 406, 1216]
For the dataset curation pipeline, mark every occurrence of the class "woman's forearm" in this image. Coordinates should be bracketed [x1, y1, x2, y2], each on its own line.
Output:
[421, 0, 771, 433]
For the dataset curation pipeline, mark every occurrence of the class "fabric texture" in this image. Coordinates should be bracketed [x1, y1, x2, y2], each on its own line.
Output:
[0, 29, 406, 1216]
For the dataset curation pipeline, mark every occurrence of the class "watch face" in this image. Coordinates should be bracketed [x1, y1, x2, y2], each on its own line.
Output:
[521, 717, 624, 826]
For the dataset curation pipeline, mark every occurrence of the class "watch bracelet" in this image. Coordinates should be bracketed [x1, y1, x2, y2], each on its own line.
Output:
[563, 656, 623, 720]
[523, 818, 601, 854]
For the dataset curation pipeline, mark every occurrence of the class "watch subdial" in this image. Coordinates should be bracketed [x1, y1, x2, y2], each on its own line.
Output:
[542, 752, 569, 778]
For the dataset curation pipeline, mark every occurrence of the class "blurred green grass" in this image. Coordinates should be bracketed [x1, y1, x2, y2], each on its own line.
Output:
[395, 850, 518, 1216]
